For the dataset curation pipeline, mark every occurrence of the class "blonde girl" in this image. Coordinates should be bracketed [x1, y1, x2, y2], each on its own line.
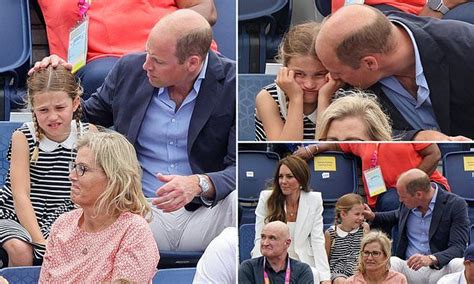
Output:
[0, 66, 97, 266]
[325, 193, 370, 283]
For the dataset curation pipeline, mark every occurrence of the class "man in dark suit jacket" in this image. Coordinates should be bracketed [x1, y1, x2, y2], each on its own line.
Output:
[315, 5, 474, 141]
[364, 168, 468, 283]
[30, 9, 236, 251]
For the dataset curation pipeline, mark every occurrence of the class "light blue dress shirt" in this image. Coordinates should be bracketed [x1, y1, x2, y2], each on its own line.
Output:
[405, 185, 438, 259]
[379, 20, 439, 131]
[136, 54, 209, 197]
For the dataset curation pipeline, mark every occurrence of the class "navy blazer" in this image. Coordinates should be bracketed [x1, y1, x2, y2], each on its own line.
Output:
[371, 12, 474, 139]
[82, 51, 236, 210]
[372, 188, 469, 268]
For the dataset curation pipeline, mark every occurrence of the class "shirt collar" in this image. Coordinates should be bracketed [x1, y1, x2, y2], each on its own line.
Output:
[26, 121, 80, 151]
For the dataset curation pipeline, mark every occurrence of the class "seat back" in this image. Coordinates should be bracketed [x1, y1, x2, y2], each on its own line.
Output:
[0, 0, 31, 120]
[213, 0, 236, 60]
[443, 151, 474, 202]
[315, 0, 331, 17]
[238, 0, 292, 73]
[238, 74, 275, 141]
[0, 266, 41, 283]
[158, 251, 203, 269]
[0, 121, 23, 187]
[438, 143, 471, 161]
[238, 150, 280, 202]
[307, 151, 358, 203]
[239, 223, 255, 263]
[153, 267, 196, 284]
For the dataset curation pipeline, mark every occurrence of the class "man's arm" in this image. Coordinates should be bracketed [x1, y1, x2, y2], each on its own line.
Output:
[177, 0, 217, 25]
[238, 261, 257, 284]
[416, 143, 441, 176]
[419, 0, 469, 18]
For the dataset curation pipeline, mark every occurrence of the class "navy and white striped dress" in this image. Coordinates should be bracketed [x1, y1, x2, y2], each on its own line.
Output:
[0, 121, 89, 262]
[328, 225, 364, 278]
[255, 83, 316, 141]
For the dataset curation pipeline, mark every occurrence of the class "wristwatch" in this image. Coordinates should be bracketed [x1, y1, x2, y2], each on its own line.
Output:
[427, 0, 450, 14]
[197, 174, 210, 196]
[428, 255, 439, 269]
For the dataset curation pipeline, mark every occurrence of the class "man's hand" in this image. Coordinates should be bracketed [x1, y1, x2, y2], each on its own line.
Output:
[414, 130, 471, 141]
[28, 55, 72, 76]
[407, 254, 434, 271]
[152, 173, 201, 212]
[362, 203, 375, 222]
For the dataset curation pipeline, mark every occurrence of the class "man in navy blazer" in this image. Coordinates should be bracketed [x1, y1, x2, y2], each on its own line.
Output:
[364, 168, 468, 283]
[315, 5, 474, 141]
[31, 9, 236, 251]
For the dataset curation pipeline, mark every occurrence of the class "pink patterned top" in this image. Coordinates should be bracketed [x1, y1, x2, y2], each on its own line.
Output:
[39, 209, 159, 283]
[346, 270, 408, 284]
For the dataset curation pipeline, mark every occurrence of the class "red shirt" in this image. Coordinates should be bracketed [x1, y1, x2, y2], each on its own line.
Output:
[339, 143, 450, 207]
[38, 1, 217, 62]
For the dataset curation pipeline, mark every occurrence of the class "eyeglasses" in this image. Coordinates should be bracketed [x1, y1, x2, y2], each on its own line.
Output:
[69, 162, 101, 176]
[362, 250, 383, 258]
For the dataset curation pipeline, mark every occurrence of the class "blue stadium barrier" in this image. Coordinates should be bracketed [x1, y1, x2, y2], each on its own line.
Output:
[238, 0, 292, 73]
[238, 74, 275, 141]
[0, 266, 40, 283]
[239, 223, 255, 263]
[0, 122, 22, 187]
[153, 267, 196, 284]
[0, 0, 31, 120]
[438, 143, 471, 162]
[213, 0, 236, 60]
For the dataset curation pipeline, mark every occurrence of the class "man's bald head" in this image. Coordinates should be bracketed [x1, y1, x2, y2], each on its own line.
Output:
[264, 221, 291, 240]
[316, 5, 396, 69]
[150, 9, 212, 63]
[397, 168, 431, 196]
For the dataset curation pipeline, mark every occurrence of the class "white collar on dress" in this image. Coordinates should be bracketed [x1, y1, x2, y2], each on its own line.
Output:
[335, 224, 360, 237]
[25, 121, 81, 152]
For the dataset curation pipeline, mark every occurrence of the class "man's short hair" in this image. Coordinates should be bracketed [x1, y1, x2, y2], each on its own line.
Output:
[175, 27, 212, 64]
[336, 8, 395, 69]
[405, 174, 431, 195]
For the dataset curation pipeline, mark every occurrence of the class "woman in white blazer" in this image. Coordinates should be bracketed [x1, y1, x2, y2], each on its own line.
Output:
[251, 156, 331, 283]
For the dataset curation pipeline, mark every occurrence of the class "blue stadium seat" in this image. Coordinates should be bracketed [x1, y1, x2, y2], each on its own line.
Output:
[239, 223, 255, 263]
[238, 0, 292, 73]
[0, 122, 22, 187]
[213, 0, 236, 60]
[238, 150, 280, 202]
[307, 151, 359, 203]
[153, 267, 196, 284]
[158, 250, 203, 269]
[308, 151, 358, 224]
[0, 266, 40, 283]
[238, 74, 275, 141]
[442, 151, 474, 202]
[438, 143, 471, 161]
[0, 0, 31, 120]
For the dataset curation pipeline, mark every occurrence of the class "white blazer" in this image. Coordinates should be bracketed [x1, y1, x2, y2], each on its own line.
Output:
[250, 190, 331, 281]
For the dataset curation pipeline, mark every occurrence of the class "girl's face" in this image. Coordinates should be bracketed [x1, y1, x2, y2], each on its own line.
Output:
[32, 91, 80, 143]
[287, 55, 328, 105]
[325, 116, 371, 141]
[341, 203, 365, 229]
[278, 164, 301, 197]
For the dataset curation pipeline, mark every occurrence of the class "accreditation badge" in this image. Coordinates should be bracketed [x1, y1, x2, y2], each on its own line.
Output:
[67, 17, 89, 74]
[363, 166, 387, 197]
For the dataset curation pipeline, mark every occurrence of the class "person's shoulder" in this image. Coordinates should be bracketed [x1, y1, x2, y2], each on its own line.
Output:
[117, 212, 149, 228]
[53, 209, 82, 227]
[305, 191, 322, 200]
[290, 257, 311, 270]
[116, 52, 147, 68]
[240, 256, 262, 268]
